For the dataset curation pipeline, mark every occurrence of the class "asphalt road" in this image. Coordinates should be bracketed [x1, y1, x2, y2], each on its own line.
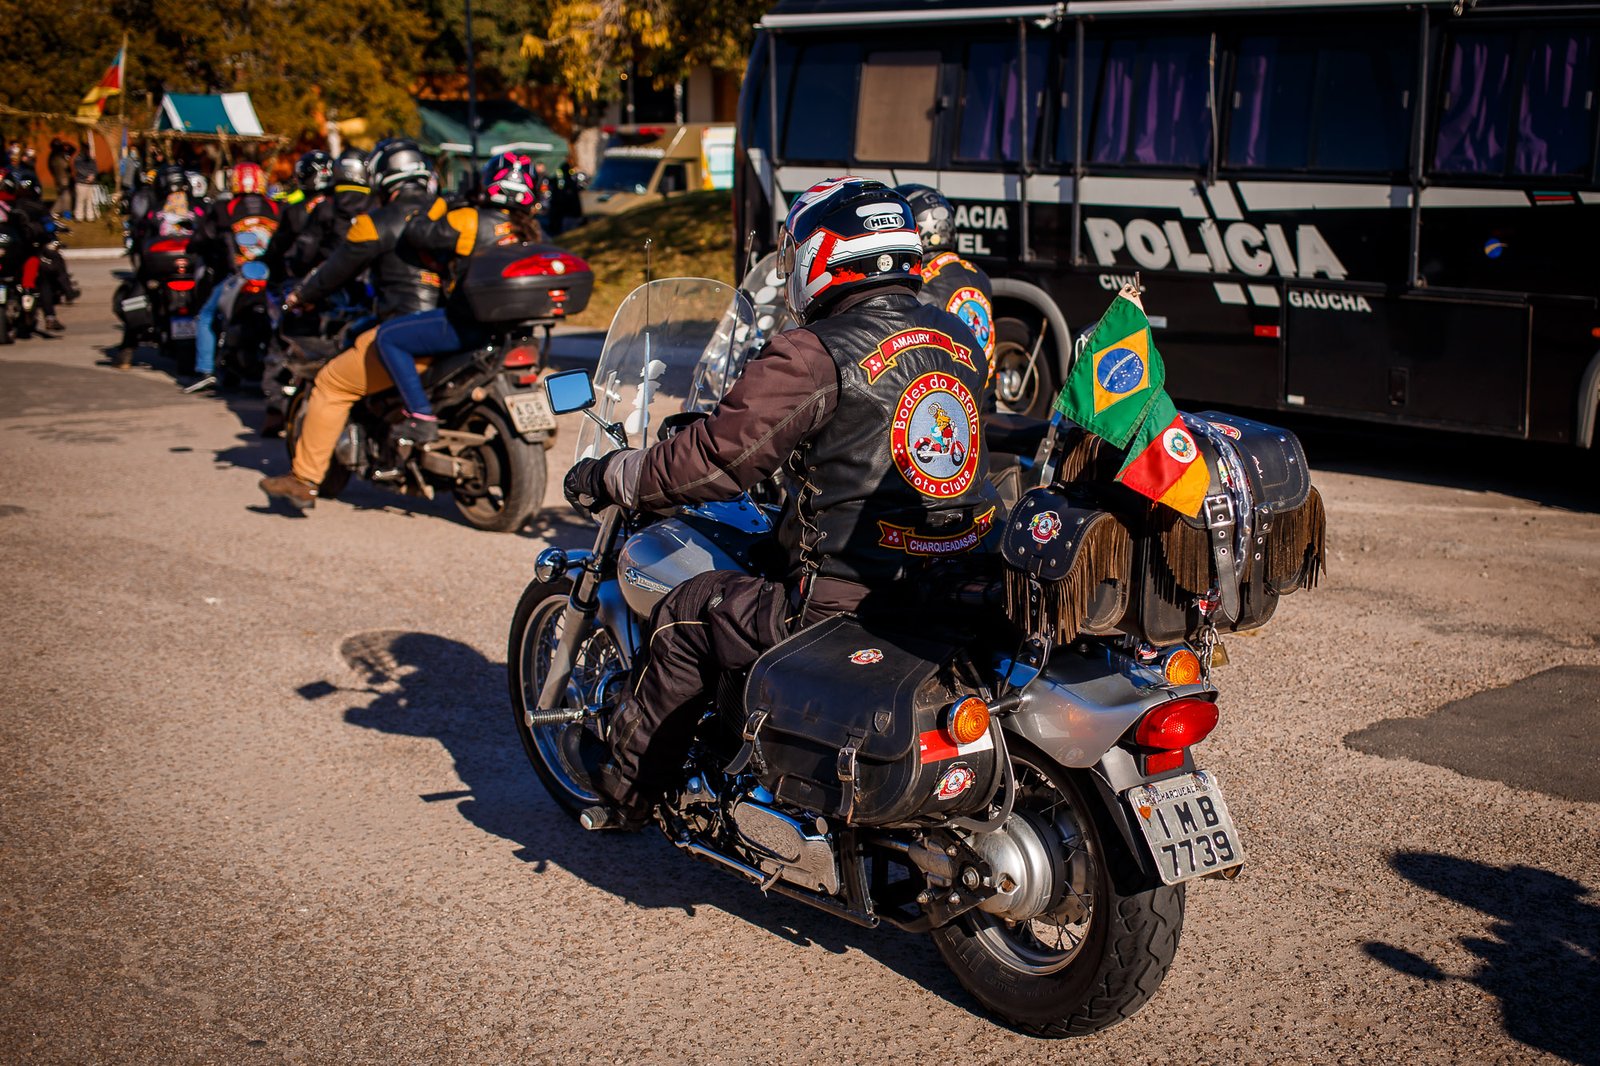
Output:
[3, 261, 1599, 1065]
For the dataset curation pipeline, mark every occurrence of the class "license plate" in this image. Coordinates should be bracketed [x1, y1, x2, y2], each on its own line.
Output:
[505, 388, 558, 435]
[1126, 770, 1245, 885]
[169, 318, 198, 340]
[0, 285, 7, 302]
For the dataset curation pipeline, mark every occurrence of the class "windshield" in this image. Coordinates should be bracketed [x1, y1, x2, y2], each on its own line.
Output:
[589, 156, 660, 194]
[576, 278, 755, 461]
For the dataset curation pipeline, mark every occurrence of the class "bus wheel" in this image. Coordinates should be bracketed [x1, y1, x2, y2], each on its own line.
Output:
[993, 316, 1056, 420]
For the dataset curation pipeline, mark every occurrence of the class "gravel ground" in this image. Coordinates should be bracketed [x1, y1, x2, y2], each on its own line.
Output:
[2, 263, 1598, 1065]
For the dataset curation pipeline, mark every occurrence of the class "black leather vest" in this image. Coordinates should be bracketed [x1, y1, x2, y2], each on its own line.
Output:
[918, 251, 996, 384]
[783, 291, 1001, 587]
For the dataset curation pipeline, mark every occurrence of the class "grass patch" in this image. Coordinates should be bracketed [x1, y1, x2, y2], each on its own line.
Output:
[61, 212, 127, 250]
[557, 190, 735, 329]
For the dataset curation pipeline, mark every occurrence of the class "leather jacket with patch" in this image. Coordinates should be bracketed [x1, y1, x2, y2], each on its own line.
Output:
[919, 251, 996, 385]
[297, 183, 373, 274]
[297, 185, 442, 321]
[404, 203, 534, 316]
[194, 192, 280, 275]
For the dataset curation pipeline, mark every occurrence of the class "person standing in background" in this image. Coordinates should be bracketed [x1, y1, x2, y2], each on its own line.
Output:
[73, 144, 100, 222]
[48, 138, 74, 220]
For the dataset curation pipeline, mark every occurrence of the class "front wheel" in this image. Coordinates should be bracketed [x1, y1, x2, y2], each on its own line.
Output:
[451, 403, 546, 533]
[507, 578, 623, 817]
[992, 316, 1057, 420]
[931, 740, 1185, 1037]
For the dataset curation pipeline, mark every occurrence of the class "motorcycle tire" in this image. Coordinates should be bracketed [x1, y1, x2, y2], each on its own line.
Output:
[160, 337, 196, 375]
[507, 577, 614, 818]
[930, 738, 1184, 1038]
[992, 316, 1056, 420]
[14, 302, 34, 341]
[0, 299, 12, 345]
[283, 386, 351, 501]
[451, 404, 546, 533]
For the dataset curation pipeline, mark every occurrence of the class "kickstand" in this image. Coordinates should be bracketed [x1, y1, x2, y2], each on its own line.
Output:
[404, 457, 435, 500]
[182, 374, 216, 394]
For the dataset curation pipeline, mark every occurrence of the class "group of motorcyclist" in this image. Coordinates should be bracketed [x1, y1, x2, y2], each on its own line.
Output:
[0, 160, 83, 335]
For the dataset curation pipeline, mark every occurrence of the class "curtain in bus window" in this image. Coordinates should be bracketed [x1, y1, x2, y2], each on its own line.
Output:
[957, 39, 1048, 163]
[784, 41, 858, 162]
[1434, 34, 1514, 174]
[1051, 40, 1099, 163]
[856, 51, 941, 164]
[1091, 36, 1211, 167]
[1514, 30, 1597, 176]
[1312, 37, 1414, 172]
[1228, 37, 1313, 169]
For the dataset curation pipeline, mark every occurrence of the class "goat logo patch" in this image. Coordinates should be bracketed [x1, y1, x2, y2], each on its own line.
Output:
[891, 372, 980, 499]
[848, 648, 884, 666]
[934, 765, 976, 800]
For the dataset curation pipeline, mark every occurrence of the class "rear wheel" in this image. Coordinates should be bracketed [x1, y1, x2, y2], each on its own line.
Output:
[993, 316, 1058, 419]
[507, 578, 623, 817]
[14, 298, 35, 340]
[0, 299, 13, 345]
[283, 385, 351, 501]
[931, 740, 1184, 1037]
[451, 403, 546, 533]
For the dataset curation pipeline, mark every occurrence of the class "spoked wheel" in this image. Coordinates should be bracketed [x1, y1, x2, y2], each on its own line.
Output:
[507, 578, 625, 817]
[932, 740, 1185, 1037]
[283, 385, 351, 500]
[452, 404, 546, 533]
[992, 316, 1056, 419]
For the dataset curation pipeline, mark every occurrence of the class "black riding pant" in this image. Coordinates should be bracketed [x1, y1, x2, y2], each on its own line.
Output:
[599, 570, 792, 816]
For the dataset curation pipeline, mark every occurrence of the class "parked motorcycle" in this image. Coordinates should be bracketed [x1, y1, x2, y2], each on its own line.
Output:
[0, 243, 41, 344]
[505, 278, 1311, 1035]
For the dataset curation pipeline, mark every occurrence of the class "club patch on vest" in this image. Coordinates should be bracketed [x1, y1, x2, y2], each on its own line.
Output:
[923, 251, 962, 283]
[944, 285, 994, 360]
[878, 506, 995, 556]
[860, 328, 976, 385]
[891, 372, 981, 498]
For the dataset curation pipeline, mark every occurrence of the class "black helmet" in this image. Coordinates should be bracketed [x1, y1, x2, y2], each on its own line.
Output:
[157, 164, 189, 195]
[778, 177, 921, 323]
[335, 147, 368, 186]
[895, 183, 956, 257]
[0, 166, 41, 202]
[367, 139, 430, 192]
[481, 151, 538, 210]
[294, 150, 334, 193]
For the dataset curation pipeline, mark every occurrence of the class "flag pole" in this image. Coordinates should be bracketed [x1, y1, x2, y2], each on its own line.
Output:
[117, 33, 129, 184]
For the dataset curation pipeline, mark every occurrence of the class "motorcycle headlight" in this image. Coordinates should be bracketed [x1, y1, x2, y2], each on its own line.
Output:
[533, 548, 568, 584]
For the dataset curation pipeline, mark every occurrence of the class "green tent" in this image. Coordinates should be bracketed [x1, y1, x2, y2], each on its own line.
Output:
[155, 93, 265, 136]
[415, 99, 568, 188]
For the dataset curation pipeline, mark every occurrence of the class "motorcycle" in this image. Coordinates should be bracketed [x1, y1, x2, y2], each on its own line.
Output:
[115, 228, 209, 370]
[210, 261, 274, 387]
[507, 278, 1251, 1036]
[279, 317, 557, 533]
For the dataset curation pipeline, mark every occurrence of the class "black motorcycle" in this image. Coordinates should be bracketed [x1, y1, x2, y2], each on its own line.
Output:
[0, 224, 40, 344]
[115, 230, 209, 369]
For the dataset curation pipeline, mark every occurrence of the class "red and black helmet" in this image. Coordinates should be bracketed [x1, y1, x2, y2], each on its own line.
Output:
[778, 177, 922, 323]
[481, 151, 538, 211]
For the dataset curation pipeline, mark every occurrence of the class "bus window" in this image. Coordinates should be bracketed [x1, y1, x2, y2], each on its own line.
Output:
[856, 51, 941, 164]
[1228, 32, 1414, 173]
[1050, 38, 1101, 164]
[956, 39, 1049, 163]
[1090, 35, 1212, 168]
[1434, 29, 1597, 177]
[783, 40, 858, 162]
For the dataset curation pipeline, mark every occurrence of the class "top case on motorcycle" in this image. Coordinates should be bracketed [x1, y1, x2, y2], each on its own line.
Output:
[741, 615, 1000, 828]
[454, 242, 595, 323]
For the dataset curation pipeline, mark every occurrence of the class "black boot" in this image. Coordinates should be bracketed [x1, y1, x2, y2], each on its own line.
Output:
[388, 412, 439, 448]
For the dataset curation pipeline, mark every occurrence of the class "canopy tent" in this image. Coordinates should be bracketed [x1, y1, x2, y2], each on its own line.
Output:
[154, 93, 265, 137]
[415, 99, 568, 184]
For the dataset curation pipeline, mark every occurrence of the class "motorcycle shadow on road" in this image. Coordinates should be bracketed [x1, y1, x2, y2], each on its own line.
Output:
[314, 628, 974, 1012]
[1362, 851, 1599, 1066]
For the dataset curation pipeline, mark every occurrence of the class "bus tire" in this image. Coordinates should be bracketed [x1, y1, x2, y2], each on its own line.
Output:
[993, 316, 1056, 420]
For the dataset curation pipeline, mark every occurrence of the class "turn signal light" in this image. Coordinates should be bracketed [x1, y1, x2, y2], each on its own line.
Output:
[1134, 698, 1219, 751]
[942, 696, 991, 747]
[1164, 648, 1202, 686]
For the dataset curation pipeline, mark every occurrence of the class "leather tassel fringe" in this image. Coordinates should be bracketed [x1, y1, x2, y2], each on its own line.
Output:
[1157, 508, 1212, 593]
[1266, 486, 1327, 590]
[1054, 429, 1108, 484]
[1004, 513, 1132, 642]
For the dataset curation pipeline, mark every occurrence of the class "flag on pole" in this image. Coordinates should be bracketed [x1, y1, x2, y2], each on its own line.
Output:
[1053, 285, 1208, 517]
[1052, 285, 1165, 449]
[77, 47, 126, 122]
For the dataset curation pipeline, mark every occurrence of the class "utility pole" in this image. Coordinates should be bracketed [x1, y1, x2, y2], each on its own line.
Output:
[464, 0, 479, 168]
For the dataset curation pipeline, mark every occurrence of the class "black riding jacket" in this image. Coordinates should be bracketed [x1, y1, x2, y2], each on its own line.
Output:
[919, 251, 996, 385]
[297, 185, 443, 321]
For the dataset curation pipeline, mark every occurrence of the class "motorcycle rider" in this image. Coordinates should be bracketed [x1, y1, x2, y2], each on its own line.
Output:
[370, 150, 546, 445]
[190, 161, 281, 388]
[257, 139, 444, 510]
[895, 183, 995, 386]
[295, 148, 373, 277]
[0, 166, 68, 332]
[562, 177, 1000, 829]
[263, 150, 333, 285]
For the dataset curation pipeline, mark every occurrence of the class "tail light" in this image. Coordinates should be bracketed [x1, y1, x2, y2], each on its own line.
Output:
[941, 696, 991, 747]
[167, 279, 197, 291]
[501, 252, 590, 278]
[149, 238, 188, 254]
[243, 279, 268, 294]
[502, 345, 538, 369]
[1134, 697, 1219, 774]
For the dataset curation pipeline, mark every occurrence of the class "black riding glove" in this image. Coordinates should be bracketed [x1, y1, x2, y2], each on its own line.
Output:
[563, 453, 618, 514]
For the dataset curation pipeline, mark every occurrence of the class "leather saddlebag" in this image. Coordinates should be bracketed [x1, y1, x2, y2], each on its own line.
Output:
[739, 616, 1000, 828]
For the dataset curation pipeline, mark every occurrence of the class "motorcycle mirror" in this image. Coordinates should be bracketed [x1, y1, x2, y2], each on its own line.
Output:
[543, 368, 597, 414]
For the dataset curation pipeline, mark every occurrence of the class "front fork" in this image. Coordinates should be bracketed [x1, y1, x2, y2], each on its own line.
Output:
[533, 504, 626, 713]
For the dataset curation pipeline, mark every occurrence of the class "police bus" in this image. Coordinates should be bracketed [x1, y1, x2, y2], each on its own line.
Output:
[734, 0, 1600, 445]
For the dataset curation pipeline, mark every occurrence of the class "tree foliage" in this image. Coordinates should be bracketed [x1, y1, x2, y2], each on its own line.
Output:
[1, 0, 771, 140]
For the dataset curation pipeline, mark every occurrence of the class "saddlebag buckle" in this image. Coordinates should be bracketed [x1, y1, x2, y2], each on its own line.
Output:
[724, 706, 771, 776]
[836, 727, 868, 823]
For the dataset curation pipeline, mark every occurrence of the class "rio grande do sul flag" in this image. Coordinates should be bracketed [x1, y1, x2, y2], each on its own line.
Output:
[1116, 392, 1209, 517]
[1053, 284, 1165, 449]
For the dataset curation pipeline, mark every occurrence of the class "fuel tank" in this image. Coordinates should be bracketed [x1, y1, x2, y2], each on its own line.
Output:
[616, 498, 774, 616]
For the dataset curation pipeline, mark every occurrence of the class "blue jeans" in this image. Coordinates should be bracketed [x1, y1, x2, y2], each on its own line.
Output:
[374, 309, 487, 417]
[193, 278, 228, 374]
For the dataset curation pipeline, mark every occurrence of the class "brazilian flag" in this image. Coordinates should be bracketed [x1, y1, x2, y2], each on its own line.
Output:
[1053, 287, 1165, 450]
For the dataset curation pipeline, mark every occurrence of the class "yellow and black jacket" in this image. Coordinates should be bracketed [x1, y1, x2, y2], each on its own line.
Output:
[404, 203, 533, 316]
[298, 185, 443, 321]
